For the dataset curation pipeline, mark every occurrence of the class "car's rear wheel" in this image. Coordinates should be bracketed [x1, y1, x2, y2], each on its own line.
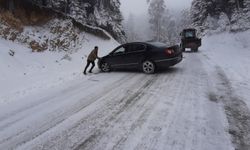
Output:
[142, 60, 155, 74]
[100, 62, 111, 72]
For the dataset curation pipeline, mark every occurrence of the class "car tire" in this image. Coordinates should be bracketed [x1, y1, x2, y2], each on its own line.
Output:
[142, 60, 155, 74]
[100, 62, 111, 72]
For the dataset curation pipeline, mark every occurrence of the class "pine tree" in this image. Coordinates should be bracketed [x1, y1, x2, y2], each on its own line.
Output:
[217, 12, 230, 32]
[125, 14, 139, 42]
[243, 0, 250, 29]
[148, 0, 166, 42]
[24, 0, 126, 43]
[178, 9, 192, 32]
[191, 0, 250, 33]
[160, 9, 171, 44]
[191, 0, 215, 33]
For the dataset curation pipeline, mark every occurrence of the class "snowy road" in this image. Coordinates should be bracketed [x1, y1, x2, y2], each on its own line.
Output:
[2, 31, 250, 150]
[3, 51, 248, 150]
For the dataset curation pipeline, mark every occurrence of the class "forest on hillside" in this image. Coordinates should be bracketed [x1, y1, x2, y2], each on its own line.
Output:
[0, 0, 126, 43]
[191, 0, 250, 33]
[0, 0, 249, 45]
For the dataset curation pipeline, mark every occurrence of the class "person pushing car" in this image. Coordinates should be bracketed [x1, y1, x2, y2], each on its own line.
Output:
[83, 46, 100, 75]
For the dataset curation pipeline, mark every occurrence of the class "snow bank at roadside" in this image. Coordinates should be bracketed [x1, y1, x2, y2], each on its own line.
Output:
[202, 30, 250, 51]
[0, 33, 119, 105]
[201, 30, 250, 108]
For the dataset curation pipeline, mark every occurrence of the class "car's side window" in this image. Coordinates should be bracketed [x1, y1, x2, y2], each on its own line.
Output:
[127, 44, 146, 53]
[113, 46, 126, 55]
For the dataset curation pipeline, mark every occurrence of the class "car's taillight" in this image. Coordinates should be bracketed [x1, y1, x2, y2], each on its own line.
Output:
[165, 49, 174, 55]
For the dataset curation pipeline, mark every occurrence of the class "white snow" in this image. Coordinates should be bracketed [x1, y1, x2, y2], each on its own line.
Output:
[0, 30, 250, 150]
[0, 33, 119, 105]
[201, 30, 250, 108]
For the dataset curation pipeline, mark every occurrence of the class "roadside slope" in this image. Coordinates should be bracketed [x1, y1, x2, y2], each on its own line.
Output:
[201, 30, 250, 150]
[0, 34, 119, 105]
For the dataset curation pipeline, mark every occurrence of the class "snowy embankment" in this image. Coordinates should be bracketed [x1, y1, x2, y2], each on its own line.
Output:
[202, 30, 250, 108]
[0, 33, 119, 105]
[201, 30, 250, 149]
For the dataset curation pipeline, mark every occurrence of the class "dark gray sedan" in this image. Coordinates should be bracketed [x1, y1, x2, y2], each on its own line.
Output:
[98, 42, 183, 74]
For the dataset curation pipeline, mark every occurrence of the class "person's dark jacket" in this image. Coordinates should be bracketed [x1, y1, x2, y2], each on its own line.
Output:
[87, 49, 98, 61]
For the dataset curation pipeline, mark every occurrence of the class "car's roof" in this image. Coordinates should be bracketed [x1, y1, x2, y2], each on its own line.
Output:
[123, 42, 147, 45]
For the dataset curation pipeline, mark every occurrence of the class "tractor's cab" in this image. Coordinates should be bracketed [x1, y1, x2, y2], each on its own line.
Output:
[182, 29, 196, 38]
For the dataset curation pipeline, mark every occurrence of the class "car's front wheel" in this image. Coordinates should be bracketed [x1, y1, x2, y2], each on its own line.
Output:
[142, 60, 155, 74]
[100, 62, 111, 72]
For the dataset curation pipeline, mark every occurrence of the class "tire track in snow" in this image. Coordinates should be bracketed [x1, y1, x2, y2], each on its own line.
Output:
[126, 55, 200, 150]
[15, 74, 156, 150]
[211, 67, 250, 150]
[0, 74, 135, 150]
[108, 69, 181, 150]
[128, 53, 232, 150]
[0, 78, 94, 128]
[2, 51, 241, 150]
[73, 75, 158, 150]
[73, 68, 183, 150]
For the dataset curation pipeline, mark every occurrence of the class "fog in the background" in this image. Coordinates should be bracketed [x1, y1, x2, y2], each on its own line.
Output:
[120, 0, 193, 19]
[120, 0, 193, 41]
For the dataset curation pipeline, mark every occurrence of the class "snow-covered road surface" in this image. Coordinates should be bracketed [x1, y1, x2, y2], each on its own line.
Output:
[1, 53, 239, 150]
[1, 31, 250, 150]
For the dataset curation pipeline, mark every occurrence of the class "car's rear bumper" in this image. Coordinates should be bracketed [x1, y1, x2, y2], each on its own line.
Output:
[155, 54, 183, 69]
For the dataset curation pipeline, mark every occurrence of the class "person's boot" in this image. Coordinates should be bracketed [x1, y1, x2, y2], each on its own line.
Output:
[83, 71, 87, 75]
[88, 70, 92, 73]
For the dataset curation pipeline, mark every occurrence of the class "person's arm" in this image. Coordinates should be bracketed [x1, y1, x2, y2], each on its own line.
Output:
[96, 50, 100, 59]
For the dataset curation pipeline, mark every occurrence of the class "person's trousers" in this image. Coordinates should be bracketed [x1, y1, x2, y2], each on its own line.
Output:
[84, 60, 95, 73]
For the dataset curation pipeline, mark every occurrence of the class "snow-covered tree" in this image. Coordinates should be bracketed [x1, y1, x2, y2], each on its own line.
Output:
[17, 0, 126, 43]
[169, 9, 192, 44]
[148, 0, 185, 44]
[191, 0, 250, 33]
[124, 14, 140, 42]
[191, 0, 214, 33]
[148, 0, 166, 42]
[217, 12, 231, 32]
[161, 10, 179, 45]
[243, 0, 250, 28]
[177, 9, 192, 32]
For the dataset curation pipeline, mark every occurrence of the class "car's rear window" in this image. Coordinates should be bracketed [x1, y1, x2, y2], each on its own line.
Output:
[148, 42, 167, 48]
